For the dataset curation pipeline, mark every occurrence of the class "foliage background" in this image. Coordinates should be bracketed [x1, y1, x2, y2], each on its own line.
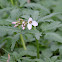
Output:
[0, 0, 62, 62]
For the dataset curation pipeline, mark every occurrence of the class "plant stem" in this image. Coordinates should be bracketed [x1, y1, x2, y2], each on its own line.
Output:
[36, 39, 39, 59]
[27, 0, 30, 3]
[20, 34, 27, 50]
[11, 0, 14, 5]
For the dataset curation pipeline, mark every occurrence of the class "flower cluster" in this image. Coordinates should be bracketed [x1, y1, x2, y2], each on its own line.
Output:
[12, 17, 38, 30]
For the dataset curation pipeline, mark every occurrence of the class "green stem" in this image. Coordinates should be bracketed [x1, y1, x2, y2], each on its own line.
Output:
[11, 0, 14, 5]
[20, 34, 27, 50]
[36, 39, 39, 59]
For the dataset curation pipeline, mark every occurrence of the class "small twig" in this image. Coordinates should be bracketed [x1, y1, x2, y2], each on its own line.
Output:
[27, 0, 30, 3]
[7, 54, 10, 62]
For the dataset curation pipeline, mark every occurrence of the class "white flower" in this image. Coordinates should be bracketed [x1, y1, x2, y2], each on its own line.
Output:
[27, 17, 38, 30]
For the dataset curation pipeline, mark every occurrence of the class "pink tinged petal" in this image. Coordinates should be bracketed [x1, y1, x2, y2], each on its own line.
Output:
[28, 17, 33, 23]
[14, 25, 18, 27]
[27, 24, 32, 30]
[32, 21, 38, 26]
[12, 22, 17, 24]
[22, 27, 25, 30]
[22, 21, 25, 24]
[21, 25, 23, 27]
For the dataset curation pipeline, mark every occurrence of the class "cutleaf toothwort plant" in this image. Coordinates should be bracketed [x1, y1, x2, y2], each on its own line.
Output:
[12, 17, 39, 58]
[12, 17, 38, 30]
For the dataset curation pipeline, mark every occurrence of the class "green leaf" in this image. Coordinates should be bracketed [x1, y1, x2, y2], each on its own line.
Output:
[19, 50, 37, 56]
[42, 49, 52, 58]
[25, 34, 35, 42]
[0, 41, 7, 48]
[28, 29, 42, 40]
[10, 9, 21, 20]
[11, 33, 20, 51]
[41, 21, 62, 31]
[38, 19, 54, 22]
[59, 46, 62, 55]
[0, 0, 9, 8]
[25, 3, 50, 13]
[51, 56, 58, 62]
[33, 59, 44, 62]
[38, 12, 61, 22]
[44, 32, 62, 43]
[51, 44, 59, 51]
[32, 11, 39, 20]
[19, 0, 27, 7]
[0, 26, 20, 36]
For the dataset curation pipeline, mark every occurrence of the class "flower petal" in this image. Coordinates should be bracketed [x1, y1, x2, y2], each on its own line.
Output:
[21, 25, 23, 27]
[22, 21, 25, 24]
[28, 17, 33, 23]
[32, 21, 38, 26]
[14, 25, 18, 27]
[22, 27, 25, 30]
[27, 24, 32, 30]
[12, 22, 17, 24]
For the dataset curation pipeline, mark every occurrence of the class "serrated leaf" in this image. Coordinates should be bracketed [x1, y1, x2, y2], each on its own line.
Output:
[11, 33, 20, 51]
[51, 56, 58, 62]
[51, 44, 59, 51]
[38, 19, 54, 22]
[32, 11, 39, 20]
[25, 3, 50, 13]
[27, 29, 42, 40]
[33, 59, 44, 62]
[38, 12, 61, 22]
[41, 21, 62, 31]
[10, 9, 21, 20]
[42, 49, 52, 58]
[0, 26, 20, 36]
[0, 41, 7, 48]
[19, 0, 27, 7]
[44, 32, 62, 43]
[25, 34, 35, 42]
[59, 46, 62, 55]
[20, 50, 37, 56]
